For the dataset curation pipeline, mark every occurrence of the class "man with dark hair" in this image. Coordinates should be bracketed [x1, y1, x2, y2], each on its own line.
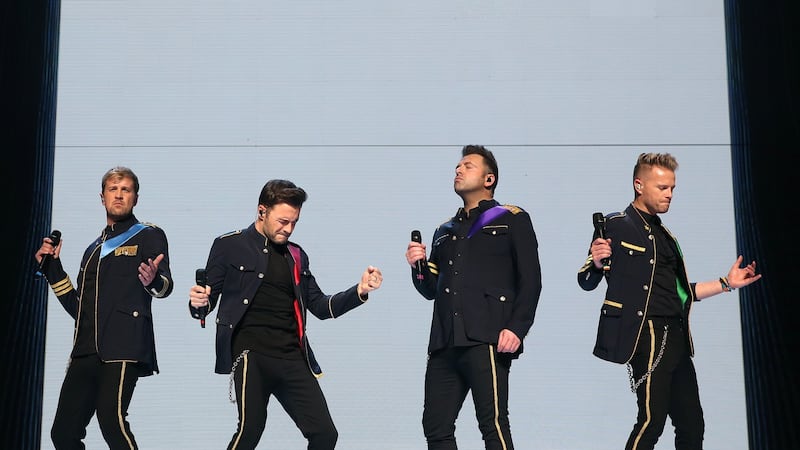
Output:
[406, 146, 543, 450]
[189, 179, 383, 450]
[35, 166, 173, 449]
[578, 152, 762, 449]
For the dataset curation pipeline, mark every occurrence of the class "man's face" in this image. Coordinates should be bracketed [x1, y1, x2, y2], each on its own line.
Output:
[636, 166, 676, 215]
[261, 202, 301, 244]
[101, 176, 138, 222]
[453, 154, 489, 196]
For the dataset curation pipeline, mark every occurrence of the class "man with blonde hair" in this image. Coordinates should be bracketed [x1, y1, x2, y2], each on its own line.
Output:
[36, 166, 173, 449]
[578, 153, 762, 449]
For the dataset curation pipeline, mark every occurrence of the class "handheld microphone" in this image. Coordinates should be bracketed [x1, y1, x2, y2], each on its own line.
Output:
[34, 230, 61, 278]
[195, 268, 209, 328]
[411, 230, 425, 281]
[592, 213, 611, 271]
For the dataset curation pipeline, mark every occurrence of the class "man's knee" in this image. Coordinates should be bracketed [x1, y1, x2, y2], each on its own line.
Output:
[51, 418, 85, 450]
[308, 424, 338, 450]
[96, 410, 137, 449]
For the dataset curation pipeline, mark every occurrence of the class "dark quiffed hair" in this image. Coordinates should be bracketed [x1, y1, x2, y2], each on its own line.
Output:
[462, 145, 499, 192]
[258, 179, 308, 208]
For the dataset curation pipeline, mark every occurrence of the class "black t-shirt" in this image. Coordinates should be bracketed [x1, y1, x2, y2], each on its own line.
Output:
[640, 211, 683, 317]
[232, 240, 303, 359]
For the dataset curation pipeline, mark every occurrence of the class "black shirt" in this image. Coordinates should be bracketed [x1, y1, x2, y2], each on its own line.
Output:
[232, 240, 302, 359]
[640, 210, 683, 317]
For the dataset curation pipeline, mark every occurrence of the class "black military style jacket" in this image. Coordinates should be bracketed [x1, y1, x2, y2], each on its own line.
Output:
[191, 223, 366, 376]
[577, 204, 697, 364]
[46, 215, 173, 376]
[412, 199, 543, 358]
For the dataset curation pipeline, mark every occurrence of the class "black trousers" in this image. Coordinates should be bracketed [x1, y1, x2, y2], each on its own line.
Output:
[51, 354, 141, 450]
[422, 344, 513, 450]
[626, 317, 704, 450]
[227, 351, 338, 450]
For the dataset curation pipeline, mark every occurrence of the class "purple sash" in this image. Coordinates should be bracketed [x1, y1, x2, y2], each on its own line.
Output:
[467, 205, 510, 238]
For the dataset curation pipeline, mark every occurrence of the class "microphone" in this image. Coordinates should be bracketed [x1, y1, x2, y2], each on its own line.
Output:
[195, 268, 209, 328]
[34, 230, 61, 278]
[592, 213, 610, 271]
[411, 230, 425, 280]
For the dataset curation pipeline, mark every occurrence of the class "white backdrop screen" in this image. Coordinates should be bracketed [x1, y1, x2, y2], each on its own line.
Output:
[47, 2, 742, 449]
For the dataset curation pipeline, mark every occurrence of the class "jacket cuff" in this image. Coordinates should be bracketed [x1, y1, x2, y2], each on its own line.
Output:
[146, 274, 170, 297]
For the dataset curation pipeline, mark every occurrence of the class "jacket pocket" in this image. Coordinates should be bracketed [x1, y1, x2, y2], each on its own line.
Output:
[601, 299, 623, 315]
[215, 312, 234, 328]
[595, 299, 623, 357]
[620, 240, 646, 254]
[481, 225, 509, 236]
[102, 306, 152, 359]
[227, 261, 256, 292]
[485, 287, 515, 326]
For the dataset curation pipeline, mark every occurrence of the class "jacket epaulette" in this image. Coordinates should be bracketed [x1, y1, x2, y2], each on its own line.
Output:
[218, 229, 243, 239]
[605, 211, 626, 221]
[502, 204, 524, 215]
[140, 221, 159, 228]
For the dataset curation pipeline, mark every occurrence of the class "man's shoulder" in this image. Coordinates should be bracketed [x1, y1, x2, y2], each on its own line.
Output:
[137, 221, 167, 236]
[216, 229, 244, 240]
[214, 228, 245, 244]
[210, 229, 249, 254]
[437, 216, 452, 227]
[605, 210, 628, 223]
[434, 217, 455, 233]
[500, 204, 526, 215]
[605, 210, 640, 234]
[495, 203, 533, 224]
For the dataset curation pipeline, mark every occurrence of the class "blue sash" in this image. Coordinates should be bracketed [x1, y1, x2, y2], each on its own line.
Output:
[100, 223, 147, 258]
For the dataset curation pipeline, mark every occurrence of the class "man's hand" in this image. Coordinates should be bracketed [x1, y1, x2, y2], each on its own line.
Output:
[357, 265, 383, 299]
[727, 255, 762, 289]
[406, 240, 427, 269]
[138, 253, 164, 286]
[35, 234, 62, 265]
[497, 329, 521, 353]
[590, 238, 612, 269]
[189, 283, 210, 308]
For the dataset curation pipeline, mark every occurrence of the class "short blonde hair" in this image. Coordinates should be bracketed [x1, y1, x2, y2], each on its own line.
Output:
[633, 153, 678, 180]
[101, 166, 139, 194]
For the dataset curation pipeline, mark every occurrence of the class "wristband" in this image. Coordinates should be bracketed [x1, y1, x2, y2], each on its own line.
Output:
[719, 276, 735, 292]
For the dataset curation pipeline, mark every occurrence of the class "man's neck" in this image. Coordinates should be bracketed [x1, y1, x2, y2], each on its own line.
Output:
[106, 213, 133, 227]
[631, 199, 656, 216]
[461, 193, 493, 215]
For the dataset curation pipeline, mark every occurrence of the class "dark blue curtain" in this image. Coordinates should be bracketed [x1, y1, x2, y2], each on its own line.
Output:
[1, 0, 61, 448]
[725, 0, 799, 448]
